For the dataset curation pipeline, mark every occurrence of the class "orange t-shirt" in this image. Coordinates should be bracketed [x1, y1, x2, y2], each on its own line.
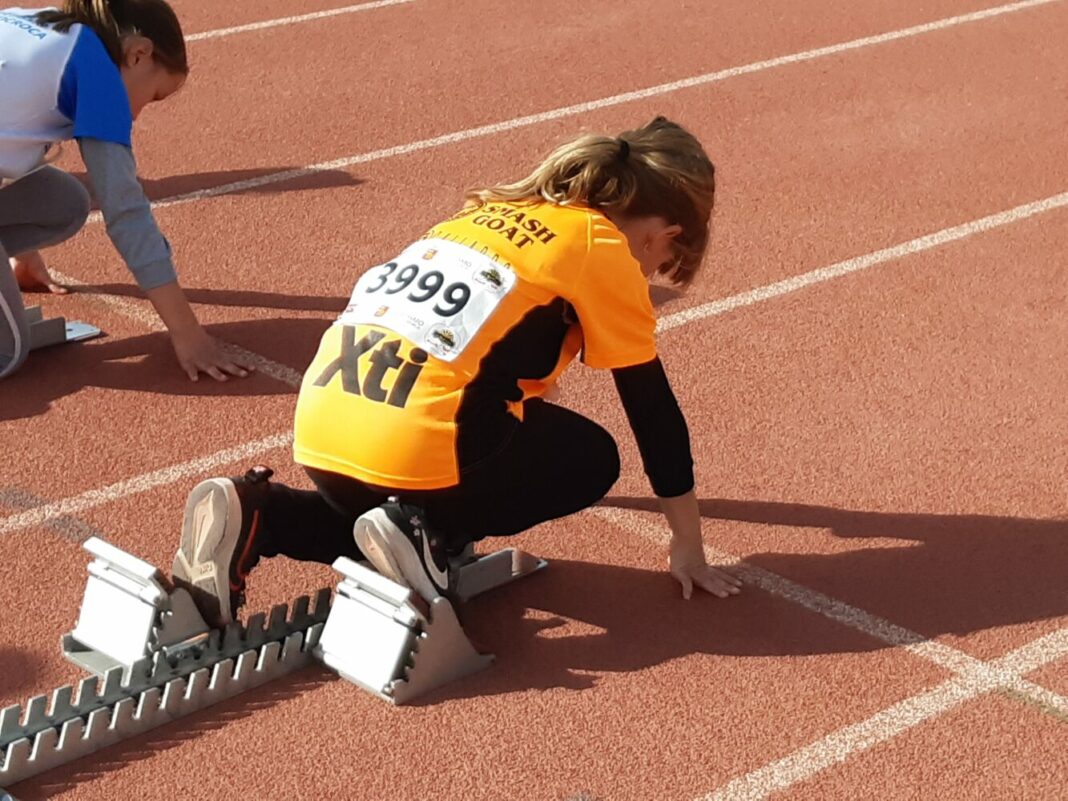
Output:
[293, 200, 657, 489]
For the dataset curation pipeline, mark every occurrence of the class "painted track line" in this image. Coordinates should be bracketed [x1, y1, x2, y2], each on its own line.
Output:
[658, 190, 1068, 332]
[185, 0, 414, 43]
[0, 433, 293, 537]
[699, 629, 1068, 801]
[14, 187, 1068, 537]
[589, 506, 1068, 798]
[83, 0, 1063, 223]
[48, 269, 306, 388]
[590, 506, 1068, 716]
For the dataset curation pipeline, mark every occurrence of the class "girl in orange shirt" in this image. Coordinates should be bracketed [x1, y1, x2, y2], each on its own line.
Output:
[173, 117, 742, 625]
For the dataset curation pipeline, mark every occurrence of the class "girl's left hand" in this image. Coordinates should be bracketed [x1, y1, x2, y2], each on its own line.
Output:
[669, 542, 742, 600]
[11, 250, 68, 294]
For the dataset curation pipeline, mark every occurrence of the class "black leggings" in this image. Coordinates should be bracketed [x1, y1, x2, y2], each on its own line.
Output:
[257, 399, 621, 565]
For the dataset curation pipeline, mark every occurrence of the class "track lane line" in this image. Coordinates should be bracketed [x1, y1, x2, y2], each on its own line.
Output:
[590, 506, 1068, 798]
[657, 191, 1068, 333]
[14, 188, 1068, 536]
[696, 629, 1068, 801]
[83, 0, 1064, 223]
[45, 270, 307, 388]
[185, 0, 415, 43]
[0, 433, 294, 537]
[590, 506, 1068, 716]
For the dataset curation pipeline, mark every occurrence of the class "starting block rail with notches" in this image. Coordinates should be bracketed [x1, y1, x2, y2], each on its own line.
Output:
[1, 538, 331, 787]
[1, 535, 546, 788]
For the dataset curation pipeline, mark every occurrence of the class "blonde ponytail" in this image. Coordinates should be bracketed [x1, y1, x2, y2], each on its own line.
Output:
[468, 117, 716, 285]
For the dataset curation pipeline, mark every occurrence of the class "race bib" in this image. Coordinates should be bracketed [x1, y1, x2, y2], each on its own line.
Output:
[339, 239, 517, 362]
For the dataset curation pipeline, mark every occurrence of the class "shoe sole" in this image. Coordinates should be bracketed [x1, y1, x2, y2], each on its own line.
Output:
[171, 478, 242, 626]
[353, 507, 441, 603]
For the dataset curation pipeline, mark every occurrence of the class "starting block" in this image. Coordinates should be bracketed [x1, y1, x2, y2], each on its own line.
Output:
[316, 545, 547, 704]
[25, 306, 101, 351]
[2, 536, 545, 787]
[62, 537, 211, 676]
[0, 537, 330, 787]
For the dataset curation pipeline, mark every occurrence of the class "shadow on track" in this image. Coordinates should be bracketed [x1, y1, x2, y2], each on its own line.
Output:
[71, 166, 363, 204]
[424, 497, 1067, 702]
[0, 316, 331, 422]
[0, 648, 44, 703]
[71, 283, 349, 315]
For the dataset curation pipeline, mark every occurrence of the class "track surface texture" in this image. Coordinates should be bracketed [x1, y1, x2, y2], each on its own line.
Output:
[2, 0, 1067, 799]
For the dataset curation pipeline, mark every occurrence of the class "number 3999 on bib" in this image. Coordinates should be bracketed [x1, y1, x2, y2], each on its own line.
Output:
[338, 239, 517, 362]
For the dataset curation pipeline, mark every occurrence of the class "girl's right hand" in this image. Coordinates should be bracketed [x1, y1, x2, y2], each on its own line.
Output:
[170, 326, 253, 382]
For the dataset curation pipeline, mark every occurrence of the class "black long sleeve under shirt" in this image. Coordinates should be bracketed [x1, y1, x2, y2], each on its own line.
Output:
[611, 357, 695, 498]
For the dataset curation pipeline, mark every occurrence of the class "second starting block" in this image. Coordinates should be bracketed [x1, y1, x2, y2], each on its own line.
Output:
[25, 305, 101, 351]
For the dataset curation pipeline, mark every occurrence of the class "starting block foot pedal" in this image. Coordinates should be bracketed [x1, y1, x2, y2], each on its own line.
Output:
[61, 537, 210, 677]
[315, 558, 492, 705]
[317, 546, 546, 704]
[451, 545, 547, 601]
[5, 537, 330, 787]
[26, 306, 102, 350]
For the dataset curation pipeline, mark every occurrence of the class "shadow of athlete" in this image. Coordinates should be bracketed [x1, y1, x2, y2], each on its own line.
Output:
[423, 498, 1066, 702]
[0, 647, 45, 705]
[70, 166, 364, 204]
[69, 282, 349, 314]
[0, 316, 329, 421]
[602, 496, 1068, 642]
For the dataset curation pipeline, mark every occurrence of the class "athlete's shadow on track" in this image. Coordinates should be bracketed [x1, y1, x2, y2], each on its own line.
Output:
[0, 317, 330, 421]
[0, 648, 43, 701]
[444, 497, 1067, 701]
[72, 167, 363, 204]
[73, 282, 349, 314]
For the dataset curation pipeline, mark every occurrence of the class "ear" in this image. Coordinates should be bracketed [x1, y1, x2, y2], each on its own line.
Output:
[122, 35, 155, 68]
[661, 223, 684, 241]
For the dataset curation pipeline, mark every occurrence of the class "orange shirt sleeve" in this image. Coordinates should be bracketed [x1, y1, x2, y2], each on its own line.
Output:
[568, 215, 658, 369]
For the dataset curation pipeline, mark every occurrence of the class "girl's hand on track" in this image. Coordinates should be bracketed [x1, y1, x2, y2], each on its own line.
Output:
[171, 326, 255, 382]
[11, 250, 68, 294]
[669, 541, 742, 600]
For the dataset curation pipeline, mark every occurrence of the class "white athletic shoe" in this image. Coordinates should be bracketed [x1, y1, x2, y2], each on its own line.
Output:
[353, 500, 452, 603]
[171, 466, 273, 627]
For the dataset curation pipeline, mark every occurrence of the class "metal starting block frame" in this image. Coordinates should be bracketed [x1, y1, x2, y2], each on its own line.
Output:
[316, 546, 547, 705]
[0, 538, 331, 787]
[1, 538, 545, 788]
[25, 306, 101, 351]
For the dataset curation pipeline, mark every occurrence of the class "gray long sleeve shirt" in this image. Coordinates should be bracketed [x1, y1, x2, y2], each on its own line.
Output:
[78, 137, 177, 290]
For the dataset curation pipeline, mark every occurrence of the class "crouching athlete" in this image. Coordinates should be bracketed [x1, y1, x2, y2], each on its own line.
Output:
[171, 116, 742, 627]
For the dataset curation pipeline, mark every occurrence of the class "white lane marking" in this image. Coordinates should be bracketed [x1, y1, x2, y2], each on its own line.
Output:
[47, 270, 306, 388]
[83, 0, 1062, 223]
[587, 506, 1068, 799]
[186, 0, 414, 43]
[589, 506, 1068, 713]
[698, 630, 1068, 801]
[0, 433, 293, 537]
[658, 191, 1068, 332]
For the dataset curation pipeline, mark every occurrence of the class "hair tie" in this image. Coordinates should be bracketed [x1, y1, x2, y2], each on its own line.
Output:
[617, 138, 630, 163]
